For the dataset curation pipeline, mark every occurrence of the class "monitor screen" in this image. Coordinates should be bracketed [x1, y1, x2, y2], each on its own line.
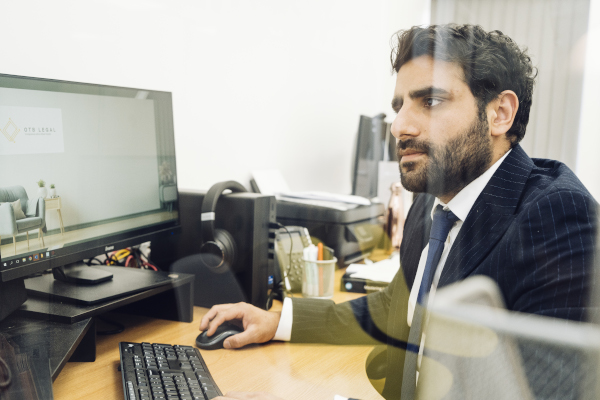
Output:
[0, 74, 180, 282]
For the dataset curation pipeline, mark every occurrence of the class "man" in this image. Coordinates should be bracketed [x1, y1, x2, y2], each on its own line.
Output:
[205, 24, 598, 400]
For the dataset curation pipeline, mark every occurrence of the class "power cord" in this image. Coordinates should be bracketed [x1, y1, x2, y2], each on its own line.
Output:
[0, 356, 11, 389]
[271, 222, 295, 298]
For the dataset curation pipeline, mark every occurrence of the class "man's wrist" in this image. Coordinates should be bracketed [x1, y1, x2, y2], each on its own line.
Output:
[272, 297, 293, 341]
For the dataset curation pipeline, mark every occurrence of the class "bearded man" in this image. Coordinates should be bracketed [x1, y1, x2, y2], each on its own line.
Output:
[203, 24, 598, 400]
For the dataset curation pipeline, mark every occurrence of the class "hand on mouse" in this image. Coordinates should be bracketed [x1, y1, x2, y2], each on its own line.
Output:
[214, 391, 284, 400]
[199, 302, 281, 349]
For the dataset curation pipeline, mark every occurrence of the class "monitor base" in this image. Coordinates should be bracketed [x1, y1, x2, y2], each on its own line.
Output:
[52, 262, 113, 285]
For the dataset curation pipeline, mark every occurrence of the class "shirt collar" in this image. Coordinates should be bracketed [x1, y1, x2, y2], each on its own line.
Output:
[431, 149, 512, 222]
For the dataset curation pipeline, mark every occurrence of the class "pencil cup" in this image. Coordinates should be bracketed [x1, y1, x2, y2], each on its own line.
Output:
[301, 257, 337, 299]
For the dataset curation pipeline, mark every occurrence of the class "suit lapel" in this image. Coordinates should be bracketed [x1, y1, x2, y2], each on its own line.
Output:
[400, 193, 435, 288]
[439, 145, 534, 286]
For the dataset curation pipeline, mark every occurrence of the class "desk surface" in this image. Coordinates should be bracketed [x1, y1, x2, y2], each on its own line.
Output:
[52, 268, 385, 400]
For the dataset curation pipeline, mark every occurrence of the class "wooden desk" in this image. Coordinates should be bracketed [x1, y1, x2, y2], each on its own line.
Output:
[53, 269, 385, 400]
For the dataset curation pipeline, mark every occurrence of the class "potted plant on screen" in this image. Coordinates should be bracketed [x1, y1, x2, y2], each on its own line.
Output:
[49, 183, 56, 198]
[37, 179, 47, 199]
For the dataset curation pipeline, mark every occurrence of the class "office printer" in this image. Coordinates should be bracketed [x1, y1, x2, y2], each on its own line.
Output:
[276, 200, 385, 266]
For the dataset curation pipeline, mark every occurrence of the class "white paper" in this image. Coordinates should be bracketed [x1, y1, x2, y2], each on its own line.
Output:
[279, 191, 371, 206]
[347, 253, 400, 283]
[279, 197, 358, 211]
[251, 169, 290, 195]
[252, 169, 370, 209]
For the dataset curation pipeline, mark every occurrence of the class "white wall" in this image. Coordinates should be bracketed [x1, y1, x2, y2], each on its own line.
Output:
[1, 0, 429, 194]
[577, 0, 600, 200]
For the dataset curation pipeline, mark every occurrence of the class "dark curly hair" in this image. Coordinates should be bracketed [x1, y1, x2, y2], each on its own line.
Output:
[391, 24, 537, 145]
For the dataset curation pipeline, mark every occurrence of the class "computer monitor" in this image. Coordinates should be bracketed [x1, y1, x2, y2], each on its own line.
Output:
[0, 73, 181, 320]
[351, 113, 397, 199]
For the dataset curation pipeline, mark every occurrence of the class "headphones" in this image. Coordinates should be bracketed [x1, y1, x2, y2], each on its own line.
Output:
[199, 181, 247, 270]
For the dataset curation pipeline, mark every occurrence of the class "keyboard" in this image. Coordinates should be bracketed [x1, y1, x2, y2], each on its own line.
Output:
[119, 342, 223, 400]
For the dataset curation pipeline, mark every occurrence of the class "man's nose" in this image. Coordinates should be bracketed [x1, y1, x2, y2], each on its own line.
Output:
[391, 107, 420, 139]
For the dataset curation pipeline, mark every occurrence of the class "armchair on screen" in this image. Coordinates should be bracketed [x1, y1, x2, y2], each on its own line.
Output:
[0, 185, 46, 254]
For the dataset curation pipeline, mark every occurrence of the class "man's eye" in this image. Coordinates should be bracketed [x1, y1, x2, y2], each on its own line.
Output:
[425, 98, 442, 107]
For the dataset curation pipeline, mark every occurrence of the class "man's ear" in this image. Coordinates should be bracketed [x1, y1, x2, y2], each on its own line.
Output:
[489, 90, 519, 138]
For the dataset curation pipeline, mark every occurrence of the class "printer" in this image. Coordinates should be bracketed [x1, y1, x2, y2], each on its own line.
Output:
[276, 200, 385, 266]
[251, 170, 386, 266]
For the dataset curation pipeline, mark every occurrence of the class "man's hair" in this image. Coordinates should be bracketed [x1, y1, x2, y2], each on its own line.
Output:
[391, 24, 537, 145]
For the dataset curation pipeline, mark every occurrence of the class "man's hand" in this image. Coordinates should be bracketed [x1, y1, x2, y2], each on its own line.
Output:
[199, 302, 281, 349]
[215, 391, 284, 400]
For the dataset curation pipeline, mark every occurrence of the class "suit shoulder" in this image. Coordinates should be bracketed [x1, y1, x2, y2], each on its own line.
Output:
[520, 158, 597, 210]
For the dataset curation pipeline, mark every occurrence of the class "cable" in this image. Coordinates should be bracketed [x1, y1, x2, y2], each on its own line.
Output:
[86, 257, 104, 266]
[114, 249, 131, 262]
[139, 251, 159, 271]
[273, 222, 295, 298]
[105, 252, 120, 266]
[96, 316, 125, 335]
[106, 250, 129, 266]
[0, 356, 12, 389]
[99, 247, 159, 271]
[141, 262, 158, 271]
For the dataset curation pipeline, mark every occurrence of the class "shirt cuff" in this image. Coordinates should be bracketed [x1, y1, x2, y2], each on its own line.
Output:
[272, 297, 293, 341]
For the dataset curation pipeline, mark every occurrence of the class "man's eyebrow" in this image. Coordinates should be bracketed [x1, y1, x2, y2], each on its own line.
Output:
[392, 86, 450, 111]
[409, 86, 450, 99]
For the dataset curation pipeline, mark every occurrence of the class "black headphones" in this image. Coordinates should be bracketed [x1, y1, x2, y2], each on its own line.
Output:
[199, 181, 247, 270]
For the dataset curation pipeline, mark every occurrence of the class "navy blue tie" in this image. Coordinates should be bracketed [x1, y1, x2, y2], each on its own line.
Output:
[417, 205, 460, 304]
[402, 204, 459, 399]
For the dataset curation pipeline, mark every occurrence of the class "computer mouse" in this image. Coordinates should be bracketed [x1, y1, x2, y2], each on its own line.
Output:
[196, 321, 244, 350]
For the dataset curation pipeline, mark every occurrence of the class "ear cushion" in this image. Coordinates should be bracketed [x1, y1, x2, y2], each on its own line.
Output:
[199, 229, 237, 270]
[215, 228, 237, 268]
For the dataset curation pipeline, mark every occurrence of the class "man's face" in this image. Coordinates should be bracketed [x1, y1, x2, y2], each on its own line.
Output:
[390, 55, 493, 200]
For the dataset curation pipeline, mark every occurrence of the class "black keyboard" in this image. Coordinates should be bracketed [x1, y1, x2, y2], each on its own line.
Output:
[119, 342, 223, 400]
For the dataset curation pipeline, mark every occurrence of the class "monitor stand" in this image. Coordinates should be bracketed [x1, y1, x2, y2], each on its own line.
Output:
[20, 266, 194, 323]
[24, 265, 176, 306]
[0, 278, 28, 322]
[52, 262, 114, 285]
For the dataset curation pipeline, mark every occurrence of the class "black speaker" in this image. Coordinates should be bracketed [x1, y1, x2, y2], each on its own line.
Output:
[152, 188, 277, 309]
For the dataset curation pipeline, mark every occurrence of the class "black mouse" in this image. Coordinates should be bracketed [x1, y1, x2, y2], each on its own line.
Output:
[196, 321, 244, 350]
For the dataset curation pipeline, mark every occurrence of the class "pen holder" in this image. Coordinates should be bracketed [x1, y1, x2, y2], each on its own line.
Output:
[301, 256, 337, 299]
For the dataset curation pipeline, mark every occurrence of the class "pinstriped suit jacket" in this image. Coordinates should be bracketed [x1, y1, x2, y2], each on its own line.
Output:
[290, 145, 597, 399]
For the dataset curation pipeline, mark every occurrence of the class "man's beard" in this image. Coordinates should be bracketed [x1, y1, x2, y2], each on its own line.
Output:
[397, 112, 493, 199]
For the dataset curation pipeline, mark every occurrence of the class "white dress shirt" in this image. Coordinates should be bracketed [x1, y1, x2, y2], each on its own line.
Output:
[273, 150, 511, 341]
